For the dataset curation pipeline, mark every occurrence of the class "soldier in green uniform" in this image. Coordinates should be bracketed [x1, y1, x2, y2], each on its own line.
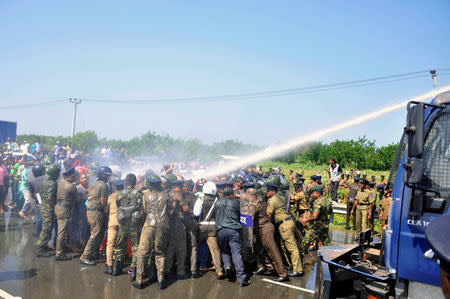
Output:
[166, 179, 189, 279]
[306, 175, 318, 201]
[351, 178, 371, 241]
[266, 176, 303, 277]
[132, 175, 170, 290]
[35, 164, 60, 257]
[299, 185, 332, 256]
[112, 174, 142, 278]
[54, 168, 78, 260]
[80, 166, 111, 265]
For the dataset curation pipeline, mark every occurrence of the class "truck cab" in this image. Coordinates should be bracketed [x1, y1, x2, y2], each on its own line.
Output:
[385, 91, 450, 297]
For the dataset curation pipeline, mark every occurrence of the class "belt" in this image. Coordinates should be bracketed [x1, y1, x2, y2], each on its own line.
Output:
[199, 221, 215, 226]
[57, 203, 69, 208]
[276, 216, 292, 225]
[87, 208, 102, 212]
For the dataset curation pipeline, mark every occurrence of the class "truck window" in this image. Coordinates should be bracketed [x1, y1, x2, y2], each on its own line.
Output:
[387, 132, 406, 188]
[420, 111, 450, 190]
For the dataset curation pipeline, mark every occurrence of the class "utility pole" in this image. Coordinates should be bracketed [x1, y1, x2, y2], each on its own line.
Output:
[430, 69, 437, 89]
[70, 98, 82, 138]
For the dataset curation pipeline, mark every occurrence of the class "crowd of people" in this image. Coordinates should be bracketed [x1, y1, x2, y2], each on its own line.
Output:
[0, 138, 392, 291]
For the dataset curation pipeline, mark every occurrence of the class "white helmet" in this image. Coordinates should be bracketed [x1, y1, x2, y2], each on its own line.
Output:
[203, 182, 217, 196]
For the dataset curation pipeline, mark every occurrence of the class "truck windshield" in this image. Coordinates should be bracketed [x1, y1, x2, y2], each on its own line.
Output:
[420, 111, 450, 190]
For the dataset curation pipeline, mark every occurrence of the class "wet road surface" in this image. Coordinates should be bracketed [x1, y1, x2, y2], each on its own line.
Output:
[0, 212, 358, 299]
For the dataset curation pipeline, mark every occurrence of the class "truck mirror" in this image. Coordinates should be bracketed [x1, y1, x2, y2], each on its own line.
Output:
[406, 103, 424, 157]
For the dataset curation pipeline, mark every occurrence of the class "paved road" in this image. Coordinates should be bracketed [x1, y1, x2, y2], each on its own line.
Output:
[0, 212, 357, 299]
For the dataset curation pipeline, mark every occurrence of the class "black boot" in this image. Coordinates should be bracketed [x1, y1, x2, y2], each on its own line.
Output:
[132, 281, 144, 289]
[130, 267, 136, 282]
[112, 260, 122, 276]
[104, 265, 113, 275]
[36, 246, 54, 257]
[158, 279, 167, 290]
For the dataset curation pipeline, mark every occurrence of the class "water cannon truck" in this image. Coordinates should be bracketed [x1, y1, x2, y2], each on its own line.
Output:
[318, 91, 450, 298]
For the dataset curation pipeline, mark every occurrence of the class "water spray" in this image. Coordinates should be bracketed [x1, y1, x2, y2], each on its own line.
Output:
[194, 86, 450, 179]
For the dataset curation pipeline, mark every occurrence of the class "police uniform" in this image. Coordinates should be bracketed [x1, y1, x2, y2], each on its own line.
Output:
[54, 169, 78, 259]
[105, 182, 122, 272]
[378, 191, 391, 240]
[267, 186, 303, 275]
[250, 189, 288, 280]
[134, 186, 170, 289]
[80, 178, 109, 262]
[368, 182, 377, 230]
[300, 188, 332, 256]
[36, 176, 58, 255]
[165, 186, 188, 278]
[346, 179, 360, 230]
[354, 184, 371, 234]
[291, 184, 308, 218]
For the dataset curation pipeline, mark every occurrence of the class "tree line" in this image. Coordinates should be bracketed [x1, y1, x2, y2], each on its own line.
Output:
[275, 136, 398, 171]
[17, 132, 397, 170]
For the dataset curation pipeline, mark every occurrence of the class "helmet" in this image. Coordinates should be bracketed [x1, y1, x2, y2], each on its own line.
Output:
[165, 173, 177, 182]
[41, 155, 55, 167]
[46, 164, 61, 180]
[279, 176, 290, 191]
[146, 174, 162, 187]
[96, 166, 113, 180]
[32, 164, 45, 177]
[265, 175, 281, 187]
[203, 182, 217, 196]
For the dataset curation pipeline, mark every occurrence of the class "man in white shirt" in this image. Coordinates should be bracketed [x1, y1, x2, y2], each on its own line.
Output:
[329, 157, 342, 202]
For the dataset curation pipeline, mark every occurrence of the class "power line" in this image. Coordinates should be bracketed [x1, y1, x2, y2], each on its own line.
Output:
[0, 68, 448, 109]
[81, 70, 435, 104]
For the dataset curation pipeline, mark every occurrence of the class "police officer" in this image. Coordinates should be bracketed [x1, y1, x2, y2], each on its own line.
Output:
[266, 176, 303, 277]
[182, 180, 200, 278]
[133, 175, 169, 290]
[214, 185, 251, 287]
[368, 181, 377, 230]
[425, 214, 450, 298]
[54, 168, 78, 261]
[291, 182, 308, 219]
[346, 176, 360, 230]
[194, 181, 224, 279]
[306, 175, 318, 200]
[166, 179, 189, 279]
[378, 187, 392, 241]
[299, 186, 332, 255]
[248, 188, 289, 282]
[113, 174, 142, 278]
[379, 175, 387, 185]
[80, 166, 112, 265]
[35, 164, 60, 257]
[351, 178, 371, 241]
[104, 179, 124, 275]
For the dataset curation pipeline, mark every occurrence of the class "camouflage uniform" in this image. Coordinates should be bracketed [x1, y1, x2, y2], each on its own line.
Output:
[300, 196, 332, 256]
[113, 187, 142, 267]
[36, 178, 58, 248]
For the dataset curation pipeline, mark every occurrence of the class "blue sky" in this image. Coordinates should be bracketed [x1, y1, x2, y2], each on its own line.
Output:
[1, 1, 449, 146]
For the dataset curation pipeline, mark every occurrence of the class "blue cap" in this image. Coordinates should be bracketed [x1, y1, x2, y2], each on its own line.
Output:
[216, 180, 234, 189]
[63, 167, 77, 177]
[310, 175, 317, 180]
[266, 183, 279, 191]
[368, 181, 375, 187]
[295, 173, 303, 177]
[376, 184, 385, 191]
[114, 179, 125, 187]
[297, 177, 306, 182]
[426, 214, 450, 272]
[243, 182, 255, 190]
[293, 182, 303, 188]
[359, 178, 369, 185]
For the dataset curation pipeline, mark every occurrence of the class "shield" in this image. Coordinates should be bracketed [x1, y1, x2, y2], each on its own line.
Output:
[239, 190, 254, 251]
